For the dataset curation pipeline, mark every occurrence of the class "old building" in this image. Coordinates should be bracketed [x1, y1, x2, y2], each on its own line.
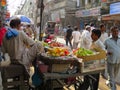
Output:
[101, 0, 120, 30]
[42, 0, 77, 28]
[75, 0, 120, 30]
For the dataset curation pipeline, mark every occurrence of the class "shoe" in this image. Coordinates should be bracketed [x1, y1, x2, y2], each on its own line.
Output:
[105, 80, 111, 88]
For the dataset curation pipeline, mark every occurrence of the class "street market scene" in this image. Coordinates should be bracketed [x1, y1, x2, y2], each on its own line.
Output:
[1, 0, 120, 90]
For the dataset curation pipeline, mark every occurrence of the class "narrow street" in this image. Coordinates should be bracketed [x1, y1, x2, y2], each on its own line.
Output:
[2, 0, 120, 90]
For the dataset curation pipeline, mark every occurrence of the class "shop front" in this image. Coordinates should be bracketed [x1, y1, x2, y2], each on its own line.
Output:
[101, 2, 120, 30]
[75, 7, 101, 30]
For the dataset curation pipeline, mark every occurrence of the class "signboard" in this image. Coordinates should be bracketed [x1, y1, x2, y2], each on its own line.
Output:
[110, 2, 120, 15]
[75, 7, 100, 17]
[101, 0, 107, 2]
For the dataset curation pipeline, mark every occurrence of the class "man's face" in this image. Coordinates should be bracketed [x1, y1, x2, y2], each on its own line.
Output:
[111, 28, 119, 38]
[101, 26, 106, 32]
[91, 32, 98, 41]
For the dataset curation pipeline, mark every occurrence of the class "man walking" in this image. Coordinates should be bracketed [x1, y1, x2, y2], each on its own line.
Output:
[64, 25, 73, 49]
[104, 26, 120, 90]
[72, 26, 81, 49]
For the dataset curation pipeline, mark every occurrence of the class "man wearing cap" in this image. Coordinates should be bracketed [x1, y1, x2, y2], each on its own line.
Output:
[80, 25, 92, 49]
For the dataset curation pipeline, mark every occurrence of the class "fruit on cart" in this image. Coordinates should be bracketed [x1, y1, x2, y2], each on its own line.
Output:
[49, 42, 64, 47]
[73, 48, 94, 57]
[42, 42, 49, 47]
[47, 47, 70, 57]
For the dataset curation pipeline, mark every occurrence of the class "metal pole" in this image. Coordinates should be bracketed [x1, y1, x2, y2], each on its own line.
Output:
[39, 0, 44, 41]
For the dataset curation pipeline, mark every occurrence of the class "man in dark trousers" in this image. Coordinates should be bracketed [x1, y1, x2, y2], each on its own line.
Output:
[65, 25, 73, 49]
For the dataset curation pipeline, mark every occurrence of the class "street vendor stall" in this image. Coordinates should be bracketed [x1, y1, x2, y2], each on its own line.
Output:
[37, 42, 106, 90]
[39, 68, 104, 90]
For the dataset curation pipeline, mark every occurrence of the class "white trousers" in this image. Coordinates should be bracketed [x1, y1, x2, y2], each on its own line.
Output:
[107, 62, 120, 90]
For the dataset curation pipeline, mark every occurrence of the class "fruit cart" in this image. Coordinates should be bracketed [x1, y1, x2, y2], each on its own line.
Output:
[37, 53, 80, 89]
[36, 46, 106, 89]
[37, 48, 106, 90]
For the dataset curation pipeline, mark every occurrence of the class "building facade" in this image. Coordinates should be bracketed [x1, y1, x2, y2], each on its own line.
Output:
[0, 0, 7, 24]
[15, 0, 36, 24]
[42, 0, 77, 28]
[75, 0, 120, 30]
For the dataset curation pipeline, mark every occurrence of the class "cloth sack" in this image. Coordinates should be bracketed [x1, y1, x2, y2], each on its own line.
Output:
[32, 65, 42, 87]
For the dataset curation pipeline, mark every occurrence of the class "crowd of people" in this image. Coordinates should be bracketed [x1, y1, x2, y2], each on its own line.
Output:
[64, 23, 120, 90]
[0, 17, 120, 90]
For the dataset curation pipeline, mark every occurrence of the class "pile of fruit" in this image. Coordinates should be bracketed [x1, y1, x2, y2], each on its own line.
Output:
[73, 48, 94, 58]
[49, 42, 64, 47]
[47, 47, 70, 57]
[42, 42, 49, 47]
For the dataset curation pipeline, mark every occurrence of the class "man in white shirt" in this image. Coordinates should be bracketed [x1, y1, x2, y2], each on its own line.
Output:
[99, 24, 109, 80]
[35, 23, 40, 40]
[104, 26, 120, 90]
[72, 26, 81, 49]
[90, 23, 95, 31]
[80, 29, 105, 90]
[80, 25, 92, 49]
[99, 24, 108, 43]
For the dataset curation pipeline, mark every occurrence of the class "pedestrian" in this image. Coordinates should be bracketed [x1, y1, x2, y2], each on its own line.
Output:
[0, 21, 7, 46]
[80, 29, 105, 90]
[0, 20, 11, 90]
[104, 26, 120, 90]
[35, 23, 40, 40]
[54, 23, 59, 36]
[80, 25, 92, 49]
[72, 26, 81, 49]
[99, 24, 109, 43]
[99, 24, 109, 79]
[64, 25, 73, 49]
[90, 22, 95, 31]
[1, 18, 44, 73]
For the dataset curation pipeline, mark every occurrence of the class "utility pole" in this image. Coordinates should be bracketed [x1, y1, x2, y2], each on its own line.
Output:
[0, 0, 2, 22]
[39, 0, 44, 41]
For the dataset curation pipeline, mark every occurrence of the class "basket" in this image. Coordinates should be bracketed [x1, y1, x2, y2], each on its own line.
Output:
[77, 50, 106, 73]
[79, 50, 106, 62]
[37, 53, 79, 73]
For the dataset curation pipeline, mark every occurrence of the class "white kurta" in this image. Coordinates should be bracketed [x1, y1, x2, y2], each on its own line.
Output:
[72, 31, 81, 49]
[80, 30, 92, 49]
[100, 32, 108, 43]
[104, 37, 120, 88]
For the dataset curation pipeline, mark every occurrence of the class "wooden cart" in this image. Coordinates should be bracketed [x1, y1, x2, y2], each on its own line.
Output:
[37, 51, 106, 90]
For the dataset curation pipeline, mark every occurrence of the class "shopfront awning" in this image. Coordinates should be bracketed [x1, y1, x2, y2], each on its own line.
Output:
[102, 14, 120, 21]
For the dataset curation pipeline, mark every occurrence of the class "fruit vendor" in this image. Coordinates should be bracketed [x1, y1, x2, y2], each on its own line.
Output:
[1, 18, 45, 73]
[80, 29, 105, 90]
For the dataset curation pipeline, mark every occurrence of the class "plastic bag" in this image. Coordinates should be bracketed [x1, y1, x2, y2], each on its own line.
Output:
[0, 53, 11, 67]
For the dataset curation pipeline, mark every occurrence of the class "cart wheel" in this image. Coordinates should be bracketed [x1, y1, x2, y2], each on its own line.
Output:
[74, 80, 83, 90]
